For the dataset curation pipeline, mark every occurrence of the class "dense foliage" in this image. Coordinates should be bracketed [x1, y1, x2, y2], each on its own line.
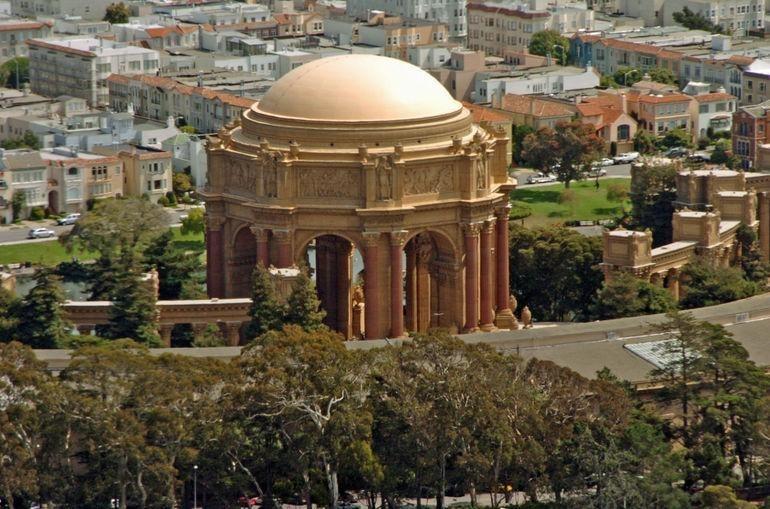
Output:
[2, 312, 769, 508]
[628, 164, 678, 246]
[527, 30, 570, 63]
[673, 6, 724, 33]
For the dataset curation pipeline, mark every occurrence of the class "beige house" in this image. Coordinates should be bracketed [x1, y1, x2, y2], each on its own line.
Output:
[497, 94, 575, 129]
[93, 144, 172, 203]
[626, 90, 695, 137]
[576, 92, 637, 154]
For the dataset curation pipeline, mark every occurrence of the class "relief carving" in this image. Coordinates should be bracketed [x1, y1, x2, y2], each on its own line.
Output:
[403, 165, 453, 196]
[299, 168, 359, 198]
[227, 159, 257, 196]
[475, 153, 488, 190]
[261, 151, 281, 198]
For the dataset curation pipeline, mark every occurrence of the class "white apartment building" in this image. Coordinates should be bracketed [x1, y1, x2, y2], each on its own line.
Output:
[468, 0, 593, 59]
[180, 3, 272, 26]
[476, 65, 600, 102]
[11, 0, 114, 20]
[662, 0, 763, 36]
[346, 0, 467, 38]
[27, 38, 160, 107]
[0, 19, 52, 63]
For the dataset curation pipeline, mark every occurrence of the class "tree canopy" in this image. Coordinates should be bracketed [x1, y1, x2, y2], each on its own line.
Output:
[589, 272, 676, 320]
[628, 164, 678, 246]
[103, 2, 130, 23]
[528, 30, 570, 64]
[673, 6, 724, 33]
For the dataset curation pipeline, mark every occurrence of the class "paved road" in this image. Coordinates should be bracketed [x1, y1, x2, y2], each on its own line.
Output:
[0, 207, 192, 245]
[514, 163, 631, 186]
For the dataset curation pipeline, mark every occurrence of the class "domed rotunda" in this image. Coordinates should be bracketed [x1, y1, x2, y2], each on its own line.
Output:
[201, 54, 516, 339]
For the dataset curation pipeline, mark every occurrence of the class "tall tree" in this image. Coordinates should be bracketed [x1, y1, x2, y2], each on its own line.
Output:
[0, 286, 20, 342]
[680, 258, 757, 309]
[521, 121, 605, 188]
[628, 163, 677, 245]
[285, 269, 326, 332]
[736, 224, 769, 284]
[509, 224, 604, 321]
[103, 2, 130, 23]
[15, 269, 71, 348]
[0, 57, 29, 89]
[244, 263, 285, 340]
[673, 6, 723, 33]
[528, 30, 570, 64]
[143, 230, 205, 300]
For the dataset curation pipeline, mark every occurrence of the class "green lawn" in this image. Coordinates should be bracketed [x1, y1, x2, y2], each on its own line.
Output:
[0, 228, 204, 267]
[511, 178, 631, 227]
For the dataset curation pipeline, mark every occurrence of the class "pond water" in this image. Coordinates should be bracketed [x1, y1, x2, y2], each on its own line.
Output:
[14, 274, 90, 300]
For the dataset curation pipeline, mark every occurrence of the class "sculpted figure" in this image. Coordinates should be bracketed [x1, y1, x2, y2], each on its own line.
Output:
[475, 156, 487, 190]
[509, 294, 517, 313]
[520, 306, 533, 328]
[376, 155, 393, 201]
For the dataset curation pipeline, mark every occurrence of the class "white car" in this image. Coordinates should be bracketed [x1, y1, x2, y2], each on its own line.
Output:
[526, 173, 557, 184]
[598, 157, 615, 167]
[613, 152, 640, 164]
[28, 227, 55, 239]
[57, 213, 80, 225]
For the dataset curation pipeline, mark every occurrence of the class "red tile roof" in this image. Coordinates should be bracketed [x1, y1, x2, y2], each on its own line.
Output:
[0, 20, 51, 31]
[692, 92, 736, 102]
[598, 38, 682, 60]
[106, 74, 255, 110]
[635, 93, 692, 104]
[462, 101, 513, 123]
[501, 95, 574, 117]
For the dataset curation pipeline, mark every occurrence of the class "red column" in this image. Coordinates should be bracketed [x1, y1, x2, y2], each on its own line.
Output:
[480, 219, 496, 331]
[273, 229, 293, 268]
[252, 227, 270, 267]
[463, 223, 480, 332]
[496, 205, 514, 314]
[363, 232, 381, 339]
[390, 231, 407, 338]
[760, 192, 769, 262]
[206, 216, 225, 298]
[405, 240, 417, 331]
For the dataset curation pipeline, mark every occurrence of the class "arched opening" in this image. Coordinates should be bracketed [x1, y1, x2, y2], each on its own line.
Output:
[300, 234, 363, 339]
[230, 226, 256, 297]
[47, 190, 59, 215]
[404, 231, 459, 334]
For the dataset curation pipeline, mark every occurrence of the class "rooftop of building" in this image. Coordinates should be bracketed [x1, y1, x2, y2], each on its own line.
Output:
[462, 101, 513, 123]
[0, 18, 52, 31]
[39, 147, 118, 163]
[27, 37, 159, 57]
[501, 94, 575, 117]
[466, 1, 551, 18]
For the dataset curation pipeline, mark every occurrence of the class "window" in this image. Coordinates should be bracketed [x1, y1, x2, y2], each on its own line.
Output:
[716, 102, 727, 112]
[67, 167, 79, 176]
[617, 125, 630, 140]
[699, 104, 709, 113]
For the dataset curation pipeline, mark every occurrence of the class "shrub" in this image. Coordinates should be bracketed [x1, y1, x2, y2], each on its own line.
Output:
[697, 137, 709, 150]
[165, 191, 177, 206]
[28, 206, 45, 220]
[157, 195, 170, 207]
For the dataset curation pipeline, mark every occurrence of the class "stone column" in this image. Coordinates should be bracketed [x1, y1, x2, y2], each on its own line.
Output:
[363, 232, 381, 339]
[336, 240, 353, 338]
[416, 235, 432, 332]
[206, 216, 226, 298]
[761, 192, 770, 262]
[273, 229, 293, 268]
[224, 321, 242, 346]
[667, 268, 680, 301]
[405, 240, 417, 331]
[390, 231, 408, 338]
[158, 323, 174, 347]
[494, 205, 515, 328]
[192, 322, 208, 340]
[480, 219, 496, 331]
[251, 226, 270, 267]
[463, 223, 481, 333]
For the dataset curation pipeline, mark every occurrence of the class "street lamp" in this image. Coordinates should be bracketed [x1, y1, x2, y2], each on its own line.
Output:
[622, 69, 641, 87]
[552, 44, 567, 66]
[193, 464, 198, 509]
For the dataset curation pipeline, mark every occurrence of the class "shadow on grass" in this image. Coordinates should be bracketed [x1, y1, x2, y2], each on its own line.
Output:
[511, 188, 563, 204]
[548, 210, 570, 218]
[593, 206, 623, 215]
[173, 240, 205, 252]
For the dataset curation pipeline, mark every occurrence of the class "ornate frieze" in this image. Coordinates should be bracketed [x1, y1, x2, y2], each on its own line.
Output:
[298, 168, 360, 198]
[403, 165, 454, 196]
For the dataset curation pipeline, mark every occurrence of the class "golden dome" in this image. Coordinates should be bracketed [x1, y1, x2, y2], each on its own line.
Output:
[254, 54, 462, 122]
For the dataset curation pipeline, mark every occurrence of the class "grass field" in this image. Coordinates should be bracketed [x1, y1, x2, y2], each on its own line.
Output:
[511, 178, 631, 227]
[0, 227, 205, 267]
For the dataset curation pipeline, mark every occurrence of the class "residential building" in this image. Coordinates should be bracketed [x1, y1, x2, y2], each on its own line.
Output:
[324, 12, 448, 60]
[161, 132, 207, 189]
[467, 0, 593, 59]
[345, 0, 466, 37]
[273, 10, 325, 37]
[496, 94, 576, 129]
[681, 52, 751, 100]
[27, 38, 160, 107]
[428, 49, 490, 101]
[11, 0, 114, 20]
[683, 82, 737, 138]
[732, 99, 770, 169]
[106, 74, 255, 134]
[462, 101, 514, 165]
[110, 23, 202, 50]
[180, 3, 272, 26]
[661, 0, 763, 37]
[741, 58, 770, 105]
[50, 16, 110, 36]
[0, 19, 52, 62]
[0, 147, 122, 222]
[476, 64, 599, 103]
[576, 92, 637, 154]
[92, 144, 173, 203]
[590, 37, 682, 77]
[626, 90, 695, 137]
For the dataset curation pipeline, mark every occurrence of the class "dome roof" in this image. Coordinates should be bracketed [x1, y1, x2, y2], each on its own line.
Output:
[254, 54, 462, 122]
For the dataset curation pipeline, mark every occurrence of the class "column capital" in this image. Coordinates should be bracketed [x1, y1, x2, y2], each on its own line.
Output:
[462, 222, 482, 237]
[362, 231, 382, 247]
[206, 215, 226, 231]
[249, 226, 270, 241]
[389, 230, 409, 246]
[482, 217, 496, 233]
[272, 229, 292, 243]
[495, 203, 512, 219]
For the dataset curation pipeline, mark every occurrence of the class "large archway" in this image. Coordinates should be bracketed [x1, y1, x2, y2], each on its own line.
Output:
[403, 230, 460, 334]
[47, 190, 59, 215]
[299, 234, 364, 339]
[230, 226, 256, 297]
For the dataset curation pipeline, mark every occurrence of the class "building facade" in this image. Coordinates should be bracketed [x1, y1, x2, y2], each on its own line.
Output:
[11, 0, 113, 20]
[346, 0, 467, 37]
[202, 54, 516, 339]
[27, 38, 160, 107]
[93, 144, 173, 203]
[732, 100, 770, 169]
[661, 0, 764, 37]
[0, 19, 52, 63]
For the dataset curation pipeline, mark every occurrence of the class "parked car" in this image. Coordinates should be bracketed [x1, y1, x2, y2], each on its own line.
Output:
[28, 227, 55, 239]
[57, 213, 80, 225]
[665, 147, 690, 158]
[613, 151, 640, 164]
[598, 157, 615, 167]
[588, 166, 608, 177]
[526, 173, 557, 184]
[688, 151, 711, 162]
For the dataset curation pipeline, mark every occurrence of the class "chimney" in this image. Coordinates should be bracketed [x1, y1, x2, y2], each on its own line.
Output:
[621, 93, 627, 113]
[492, 89, 502, 109]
